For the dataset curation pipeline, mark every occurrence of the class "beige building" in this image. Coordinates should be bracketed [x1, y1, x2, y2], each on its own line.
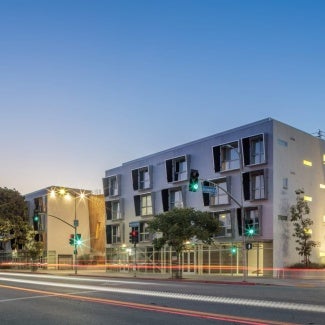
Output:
[25, 186, 105, 269]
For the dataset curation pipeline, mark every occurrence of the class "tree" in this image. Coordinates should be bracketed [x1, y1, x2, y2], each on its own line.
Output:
[0, 187, 28, 251]
[24, 229, 44, 271]
[0, 187, 27, 221]
[148, 208, 219, 278]
[289, 189, 319, 267]
[0, 187, 43, 267]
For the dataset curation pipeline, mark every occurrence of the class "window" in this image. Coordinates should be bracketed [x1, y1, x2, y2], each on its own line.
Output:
[166, 155, 189, 182]
[243, 169, 267, 201]
[251, 137, 265, 164]
[242, 134, 266, 166]
[139, 222, 150, 242]
[251, 172, 265, 200]
[212, 211, 232, 238]
[34, 196, 46, 213]
[303, 160, 312, 167]
[141, 194, 153, 216]
[221, 143, 240, 171]
[212, 142, 240, 172]
[140, 168, 150, 189]
[106, 224, 121, 244]
[282, 178, 288, 189]
[161, 187, 185, 211]
[202, 178, 230, 206]
[277, 139, 288, 147]
[105, 200, 122, 220]
[132, 166, 152, 190]
[134, 193, 153, 216]
[103, 175, 120, 197]
[170, 189, 183, 209]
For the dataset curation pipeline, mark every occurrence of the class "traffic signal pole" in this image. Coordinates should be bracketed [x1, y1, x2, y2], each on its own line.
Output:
[47, 214, 79, 274]
[200, 179, 247, 282]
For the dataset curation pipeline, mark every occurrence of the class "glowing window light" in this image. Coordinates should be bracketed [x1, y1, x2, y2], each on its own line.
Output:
[303, 196, 312, 202]
[320, 184, 325, 189]
[303, 160, 312, 167]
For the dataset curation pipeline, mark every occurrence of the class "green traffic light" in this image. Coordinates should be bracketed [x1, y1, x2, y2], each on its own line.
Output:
[246, 228, 255, 236]
[189, 182, 199, 192]
[75, 234, 82, 246]
[231, 246, 237, 254]
[189, 169, 200, 192]
[33, 215, 39, 222]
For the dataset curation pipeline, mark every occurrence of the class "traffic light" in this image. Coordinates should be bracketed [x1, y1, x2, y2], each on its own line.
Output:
[189, 169, 199, 192]
[33, 212, 40, 231]
[246, 228, 255, 236]
[131, 230, 139, 244]
[69, 234, 74, 246]
[245, 219, 256, 237]
[75, 234, 82, 246]
[231, 246, 237, 254]
[129, 232, 133, 243]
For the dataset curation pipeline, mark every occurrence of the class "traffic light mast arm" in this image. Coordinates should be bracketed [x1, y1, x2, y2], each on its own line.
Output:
[47, 214, 75, 230]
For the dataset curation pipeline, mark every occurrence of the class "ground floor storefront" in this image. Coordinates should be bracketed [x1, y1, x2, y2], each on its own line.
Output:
[106, 241, 273, 277]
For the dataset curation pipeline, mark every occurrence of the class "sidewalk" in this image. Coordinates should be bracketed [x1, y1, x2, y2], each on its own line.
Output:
[6, 267, 325, 287]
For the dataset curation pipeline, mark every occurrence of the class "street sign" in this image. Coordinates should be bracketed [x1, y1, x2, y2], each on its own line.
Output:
[202, 185, 217, 195]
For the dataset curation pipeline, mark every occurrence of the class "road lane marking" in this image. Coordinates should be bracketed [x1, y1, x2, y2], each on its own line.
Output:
[0, 276, 324, 314]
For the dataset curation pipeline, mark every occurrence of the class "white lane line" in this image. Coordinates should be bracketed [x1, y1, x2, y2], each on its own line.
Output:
[0, 276, 324, 313]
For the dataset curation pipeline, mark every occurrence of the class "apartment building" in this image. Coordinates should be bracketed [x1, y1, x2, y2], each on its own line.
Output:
[25, 186, 106, 268]
[103, 118, 325, 277]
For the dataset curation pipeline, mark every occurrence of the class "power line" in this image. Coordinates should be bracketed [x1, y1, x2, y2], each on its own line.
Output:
[312, 129, 325, 139]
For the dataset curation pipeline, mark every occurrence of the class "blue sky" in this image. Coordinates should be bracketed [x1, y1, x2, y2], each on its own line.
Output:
[1, 0, 324, 195]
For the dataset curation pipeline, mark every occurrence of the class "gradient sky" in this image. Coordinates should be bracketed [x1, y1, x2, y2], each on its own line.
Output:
[1, 0, 324, 195]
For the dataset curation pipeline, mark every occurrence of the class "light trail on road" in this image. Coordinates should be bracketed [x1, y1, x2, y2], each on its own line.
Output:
[0, 275, 324, 314]
[0, 283, 298, 325]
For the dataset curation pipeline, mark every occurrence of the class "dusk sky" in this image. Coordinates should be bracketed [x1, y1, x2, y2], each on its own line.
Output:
[1, 0, 324, 195]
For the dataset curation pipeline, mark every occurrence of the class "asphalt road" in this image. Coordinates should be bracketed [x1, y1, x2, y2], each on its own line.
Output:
[0, 272, 324, 325]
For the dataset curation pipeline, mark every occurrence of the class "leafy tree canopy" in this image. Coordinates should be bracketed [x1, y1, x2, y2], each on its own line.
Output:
[148, 208, 220, 255]
[0, 187, 30, 250]
[0, 187, 27, 221]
